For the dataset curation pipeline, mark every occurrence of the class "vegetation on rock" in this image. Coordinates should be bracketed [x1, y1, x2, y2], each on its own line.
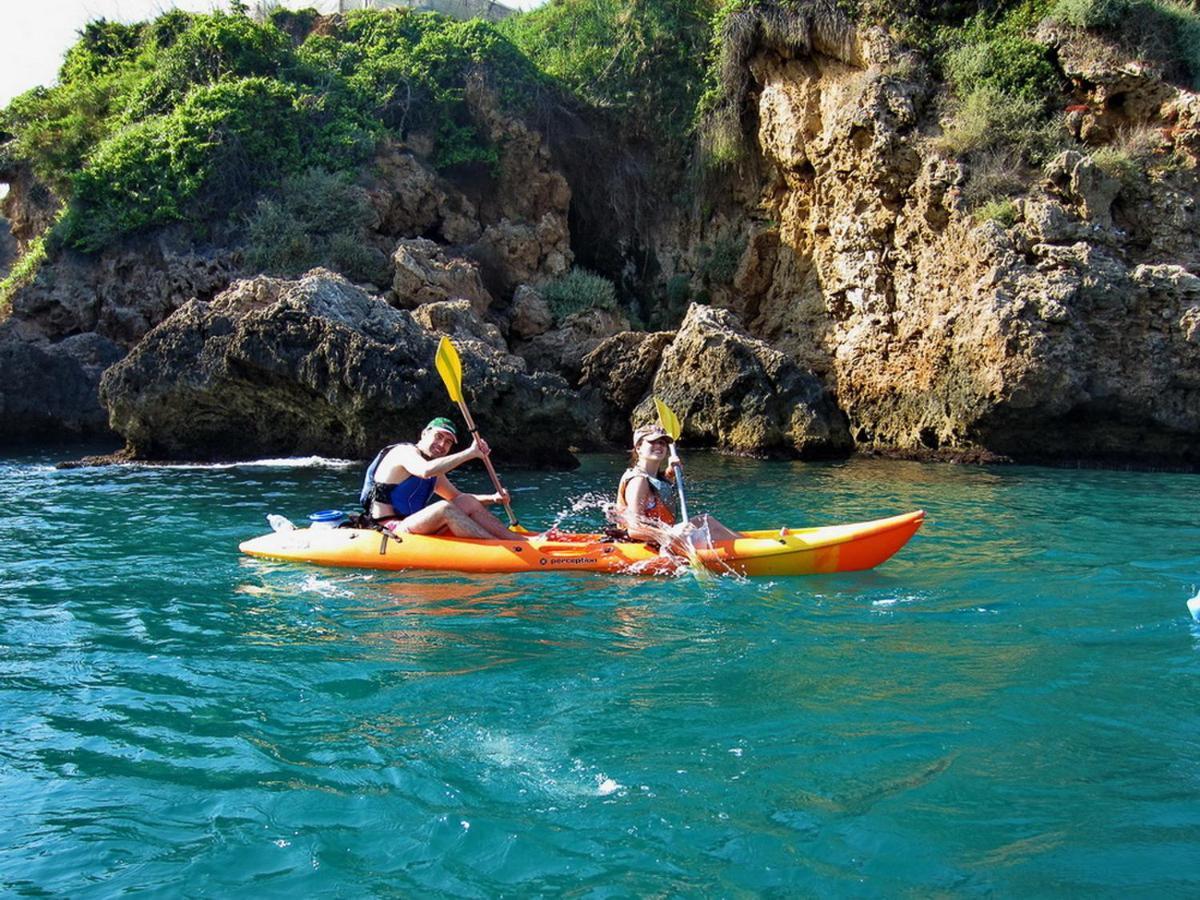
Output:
[541, 267, 619, 322]
[2, 0, 1198, 312]
[0, 8, 546, 255]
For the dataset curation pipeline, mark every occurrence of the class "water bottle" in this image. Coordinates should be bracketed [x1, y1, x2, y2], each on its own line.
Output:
[267, 514, 295, 533]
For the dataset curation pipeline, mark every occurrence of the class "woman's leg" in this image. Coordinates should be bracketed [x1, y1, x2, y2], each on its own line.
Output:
[687, 514, 741, 542]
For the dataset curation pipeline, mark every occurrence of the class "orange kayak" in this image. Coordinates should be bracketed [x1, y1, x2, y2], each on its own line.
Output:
[239, 510, 924, 576]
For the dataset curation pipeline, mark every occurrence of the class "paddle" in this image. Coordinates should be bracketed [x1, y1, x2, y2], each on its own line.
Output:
[653, 397, 715, 577]
[434, 335, 519, 528]
[653, 397, 690, 521]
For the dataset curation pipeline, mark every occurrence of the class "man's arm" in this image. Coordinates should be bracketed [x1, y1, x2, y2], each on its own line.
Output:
[387, 440, 483, 479]
[433, 476, 507, 506]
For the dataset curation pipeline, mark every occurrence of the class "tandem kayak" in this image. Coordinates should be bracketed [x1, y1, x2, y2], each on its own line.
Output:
[239, 510, 925, 577]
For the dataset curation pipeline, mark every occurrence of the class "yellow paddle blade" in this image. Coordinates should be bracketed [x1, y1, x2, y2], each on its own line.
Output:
[654, 396, 682, 441]
[435, 336, 463, 403]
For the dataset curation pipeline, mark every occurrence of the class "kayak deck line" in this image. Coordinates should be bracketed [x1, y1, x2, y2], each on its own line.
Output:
[239, 510, 925, 577]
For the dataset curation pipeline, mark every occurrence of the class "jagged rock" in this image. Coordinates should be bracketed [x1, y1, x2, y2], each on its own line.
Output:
[0, 325, 123, 442]
[510, 284, 553, 339]
[6, 244, 240, 347]
[1043, 151, 1122, 228]
[411, 298, 508, 354]
[637, 304, 851, 457]
[0, 163, 59, 252]
[579, 330, 675, 444]
[461, 81, 574, 292]
[513, 306, 631, 381]
[390, 238, 492, 314]
[690, 21, 1200, 467]
[366, 144, 481, 244]
[99, 269, 583, 464]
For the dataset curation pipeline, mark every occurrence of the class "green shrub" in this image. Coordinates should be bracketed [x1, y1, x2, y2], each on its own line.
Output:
[60, 77, 305, 250]
[58, 19, 145, 83]
[1, 7, 554, 255]
[1050, 0, 1127, 26]
[698, 233, 746, 284]
[245, 168, 388, 284]
[121, 13, 291, 121]
[502, 0, 710, 150]
[937, 86, 1062, 158]
[542, 267, 619, 321]
[1090, 124, 1166, 181]
[943, 33, 1060, 108]
[973, 197, 1018, 226]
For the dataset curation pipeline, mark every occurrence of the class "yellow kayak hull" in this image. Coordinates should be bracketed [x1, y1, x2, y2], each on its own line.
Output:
[239, 510, 924, 577]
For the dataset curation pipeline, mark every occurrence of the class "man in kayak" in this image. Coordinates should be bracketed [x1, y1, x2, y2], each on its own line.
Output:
[613, 424, 740, 547]
[361, 417, 527, 541]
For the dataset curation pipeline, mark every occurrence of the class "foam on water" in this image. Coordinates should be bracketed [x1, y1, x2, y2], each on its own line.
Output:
[135, 455, 356, 470]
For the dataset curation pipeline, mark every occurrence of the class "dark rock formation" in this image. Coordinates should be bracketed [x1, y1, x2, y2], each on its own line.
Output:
[100, 270, 585, 464]
[6, 242, 240, 348]
[635, 304, 851, 457]
[512, 306, 631, 383]
[0, 214, 14, 278]
[579, 330, 675, 444]
[0, 324, 123, 441]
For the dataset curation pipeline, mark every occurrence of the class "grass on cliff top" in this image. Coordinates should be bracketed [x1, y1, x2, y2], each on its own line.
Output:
[0, 8, 548, 254]
[1049, 0, 1200, 86]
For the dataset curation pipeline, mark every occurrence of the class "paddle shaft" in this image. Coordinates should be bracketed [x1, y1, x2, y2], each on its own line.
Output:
[453, 399, 517, 526]
[672, 460, 691, 522]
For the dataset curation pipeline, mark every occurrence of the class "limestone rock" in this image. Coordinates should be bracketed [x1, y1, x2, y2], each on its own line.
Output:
[513, 306, 631, 381]
[366, 143, 482, 244]
[99, 269, 584, 464]
[579, 330, 675, 444]
[6, 244, 240, 348]
[390, 238, 492, 314]
[411, 298, 508, 354]
[460, 81, 574, 291]
[510, 285, 553, 339]
[640, 304, 850, 457]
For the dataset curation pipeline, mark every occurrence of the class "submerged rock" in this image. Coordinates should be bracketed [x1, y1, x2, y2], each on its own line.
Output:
[100, 270, 585, 464]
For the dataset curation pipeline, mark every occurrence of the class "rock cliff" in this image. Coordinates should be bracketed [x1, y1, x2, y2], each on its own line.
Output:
[3, 5, 1199, 468]
[653, 7, 1200, 467]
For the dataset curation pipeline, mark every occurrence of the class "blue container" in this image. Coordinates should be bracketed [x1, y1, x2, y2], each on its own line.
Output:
[308, 509, 347, 529]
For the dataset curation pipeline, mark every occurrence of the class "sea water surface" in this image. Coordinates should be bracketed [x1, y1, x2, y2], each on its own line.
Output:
[1, 449, 1198, 896]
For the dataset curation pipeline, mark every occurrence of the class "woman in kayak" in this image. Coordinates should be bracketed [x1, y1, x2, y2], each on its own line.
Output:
[613, 424, 741, 546]
[362, 417, 527, 541]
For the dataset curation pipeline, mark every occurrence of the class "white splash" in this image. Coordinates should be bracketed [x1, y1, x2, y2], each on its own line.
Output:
[1187, 589, 1200, 623]
[136, 456, 356, 470]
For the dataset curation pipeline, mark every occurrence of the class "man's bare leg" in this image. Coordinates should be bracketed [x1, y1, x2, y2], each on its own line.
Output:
[452, 494, 529, 540]
[394, 501, 494, 540]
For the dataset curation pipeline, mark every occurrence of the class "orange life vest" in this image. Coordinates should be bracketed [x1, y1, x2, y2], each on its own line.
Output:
[616, 468, 677, 526]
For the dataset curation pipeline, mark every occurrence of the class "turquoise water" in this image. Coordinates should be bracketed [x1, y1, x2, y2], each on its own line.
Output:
[2, 449, 1199, 895]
